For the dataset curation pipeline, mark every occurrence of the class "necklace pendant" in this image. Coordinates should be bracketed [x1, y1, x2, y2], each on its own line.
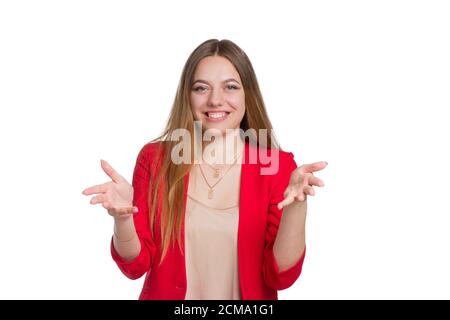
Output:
[208, 188, 214, 199]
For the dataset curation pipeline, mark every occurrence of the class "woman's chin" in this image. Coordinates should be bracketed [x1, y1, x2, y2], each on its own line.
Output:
[203, 124, 228, 135]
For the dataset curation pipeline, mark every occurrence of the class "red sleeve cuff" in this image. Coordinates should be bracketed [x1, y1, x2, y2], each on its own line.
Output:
[110, 236, 150, 280]
[263, 245, 306, 290]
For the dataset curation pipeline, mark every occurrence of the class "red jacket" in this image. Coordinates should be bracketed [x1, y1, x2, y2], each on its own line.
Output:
[110, 141, 306, 300]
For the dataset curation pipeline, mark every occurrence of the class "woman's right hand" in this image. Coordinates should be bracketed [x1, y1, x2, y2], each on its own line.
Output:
[82, 159, 138, 219]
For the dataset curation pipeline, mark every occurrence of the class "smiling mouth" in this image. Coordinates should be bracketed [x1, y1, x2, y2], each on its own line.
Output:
[204, 111, 230, 119]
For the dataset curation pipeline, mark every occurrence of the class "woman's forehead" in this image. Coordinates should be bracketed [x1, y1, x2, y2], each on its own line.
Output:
[194, 56, 241, 82]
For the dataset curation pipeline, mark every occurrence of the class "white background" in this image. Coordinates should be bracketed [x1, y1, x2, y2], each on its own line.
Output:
[0, 0, 449, 299]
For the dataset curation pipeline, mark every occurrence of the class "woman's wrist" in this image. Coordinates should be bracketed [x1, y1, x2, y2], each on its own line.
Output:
[114, 213, 134, 224]
[113, 215, 137, 241]
[113, 229, 137, 242]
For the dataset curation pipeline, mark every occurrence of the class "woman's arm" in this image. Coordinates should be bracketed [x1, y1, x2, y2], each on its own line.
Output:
[274, 159, 327, 272]
[113, 215, 141, 262]
[109, 143, 159, 280]
[273, 199, 307, 272]
[261, 152, 306, 290]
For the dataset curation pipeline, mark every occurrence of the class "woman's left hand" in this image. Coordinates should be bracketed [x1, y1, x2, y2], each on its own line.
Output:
[277, 161, 328, 210]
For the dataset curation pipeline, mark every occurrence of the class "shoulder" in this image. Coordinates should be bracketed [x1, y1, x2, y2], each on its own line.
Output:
[280, 149, 296, 168]
[247, 142, 297, 176]
[272, 148, 297, 177]
[278, 149, 295, 163]
[137, 141, 165, 159]
[134, 141, 168, 175]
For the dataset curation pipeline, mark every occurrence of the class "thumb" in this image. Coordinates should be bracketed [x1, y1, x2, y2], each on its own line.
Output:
[277, 195, 295, 210]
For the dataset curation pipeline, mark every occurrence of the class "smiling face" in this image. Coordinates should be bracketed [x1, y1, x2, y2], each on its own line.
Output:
[190, 55, 246, 134]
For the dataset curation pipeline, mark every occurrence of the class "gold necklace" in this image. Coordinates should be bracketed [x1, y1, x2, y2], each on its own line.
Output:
[204, 163, 222, 179]
[198, 151, 242, 199]
[203, 148, 243, 179]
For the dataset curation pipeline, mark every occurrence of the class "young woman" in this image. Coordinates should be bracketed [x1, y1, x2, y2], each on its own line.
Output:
[82, 39, 327, 300]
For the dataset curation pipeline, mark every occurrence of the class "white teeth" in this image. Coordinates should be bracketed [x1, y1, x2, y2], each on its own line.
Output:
[208, 112, 226, 119]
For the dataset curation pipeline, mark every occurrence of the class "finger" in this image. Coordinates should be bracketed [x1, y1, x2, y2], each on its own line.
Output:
[277, 195, 295, 210]
[295, 193, 306, 201]
[100, 159, 124, 183]
[299, 161, 328, 174]
[303, 185, 315, 197]
[82, 182, 109, 195]
[308, 175, 325, 187]
[90, 194, 105, 205]
[117, 206, 139, 216]
[109, 206, 139, 217]
[102, 200, 112, 210]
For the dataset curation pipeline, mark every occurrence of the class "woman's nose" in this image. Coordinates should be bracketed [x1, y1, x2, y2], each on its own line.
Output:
[207, 88, 224, 107]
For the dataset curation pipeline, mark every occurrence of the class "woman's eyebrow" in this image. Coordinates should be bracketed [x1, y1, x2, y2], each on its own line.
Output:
[192, 78, 241, 85]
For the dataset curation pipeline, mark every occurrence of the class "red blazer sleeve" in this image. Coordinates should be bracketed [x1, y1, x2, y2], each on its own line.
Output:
[262, 151, 306, 290]
[110, 143, 158, 280]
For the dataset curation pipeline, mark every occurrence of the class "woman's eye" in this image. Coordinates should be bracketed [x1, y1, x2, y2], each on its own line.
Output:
[227, 85, 239, 90]
[193, 86, 207, 92]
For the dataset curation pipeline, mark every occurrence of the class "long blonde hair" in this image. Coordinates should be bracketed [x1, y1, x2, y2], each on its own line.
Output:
[149, 39, 280, 265]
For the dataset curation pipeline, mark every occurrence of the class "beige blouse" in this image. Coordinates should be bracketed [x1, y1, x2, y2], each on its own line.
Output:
[184, 147, 244, 300]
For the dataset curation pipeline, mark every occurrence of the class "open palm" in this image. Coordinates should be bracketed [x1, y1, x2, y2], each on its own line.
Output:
[82, 159, 138, 218]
